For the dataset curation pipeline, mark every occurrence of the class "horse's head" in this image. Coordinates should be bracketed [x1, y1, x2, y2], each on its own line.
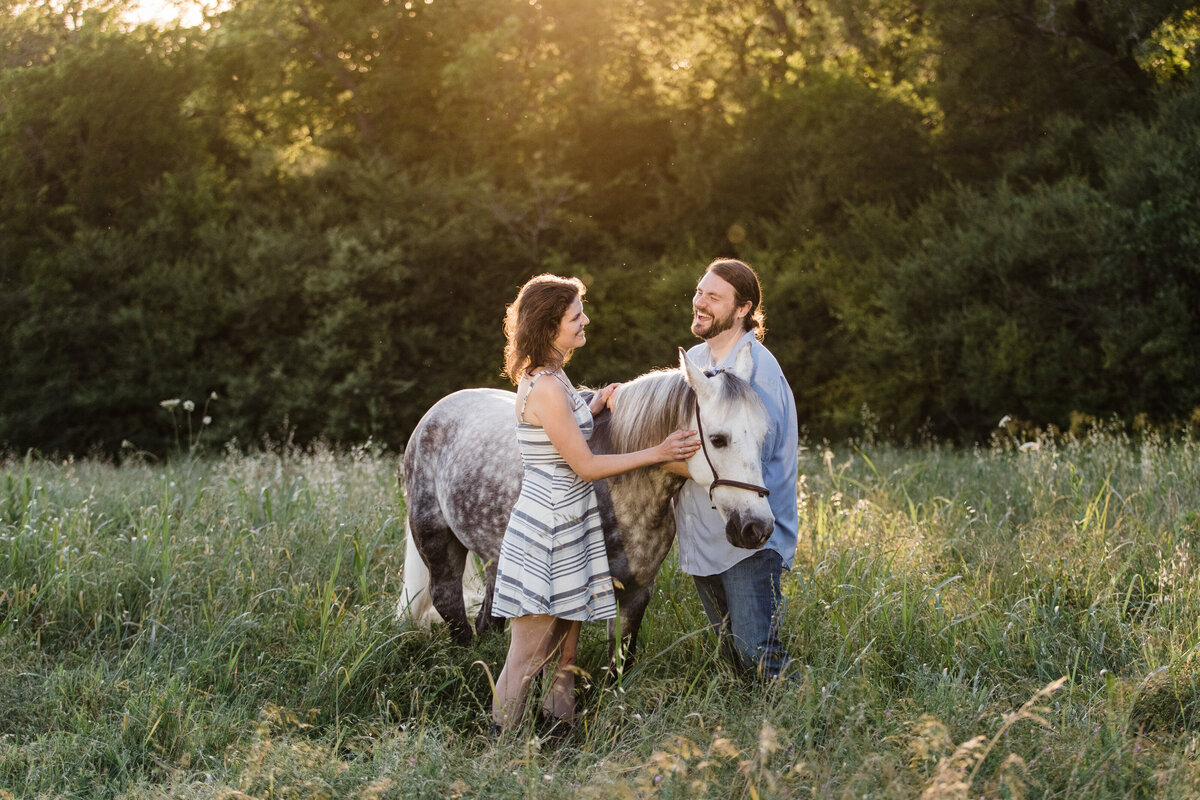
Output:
[679, 345, 775, 550]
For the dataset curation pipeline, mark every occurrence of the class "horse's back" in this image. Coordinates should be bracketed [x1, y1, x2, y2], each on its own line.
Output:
[403, 388, 522, 560]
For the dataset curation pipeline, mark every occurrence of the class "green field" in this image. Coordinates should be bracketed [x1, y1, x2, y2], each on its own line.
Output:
[3, 430, 1199, 799]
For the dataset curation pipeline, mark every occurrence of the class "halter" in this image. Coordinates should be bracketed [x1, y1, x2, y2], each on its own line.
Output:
[692, 368, 771, 506]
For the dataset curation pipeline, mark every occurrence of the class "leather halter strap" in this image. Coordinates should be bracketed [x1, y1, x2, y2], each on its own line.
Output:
[692, 370, 771, 506]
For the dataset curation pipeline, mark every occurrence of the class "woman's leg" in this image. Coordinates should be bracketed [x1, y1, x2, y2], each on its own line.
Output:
[493, 614, 558, 729]
[541, 619, 581, 720]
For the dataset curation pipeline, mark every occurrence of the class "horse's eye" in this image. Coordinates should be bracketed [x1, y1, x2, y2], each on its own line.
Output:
[710, 434, 728, 448]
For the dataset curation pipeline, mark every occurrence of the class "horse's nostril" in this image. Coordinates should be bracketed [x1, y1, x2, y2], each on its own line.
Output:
[744, 520, 772, 547]
[725, 513, 743, 544]
[724, 513, 770, 549]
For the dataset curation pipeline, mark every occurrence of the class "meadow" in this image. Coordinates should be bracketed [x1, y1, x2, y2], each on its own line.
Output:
[2, 428, 1199, 799]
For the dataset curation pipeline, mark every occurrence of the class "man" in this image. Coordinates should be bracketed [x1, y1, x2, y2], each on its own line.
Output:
[672, 258, 799, 679]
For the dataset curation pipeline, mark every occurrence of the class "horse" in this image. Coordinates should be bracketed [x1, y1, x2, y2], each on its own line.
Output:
[398, 345, 774, 661]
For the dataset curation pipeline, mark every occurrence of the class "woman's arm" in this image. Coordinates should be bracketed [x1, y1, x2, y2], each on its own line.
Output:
[604, 384, 692, 478]
[526, 378, 699, 482]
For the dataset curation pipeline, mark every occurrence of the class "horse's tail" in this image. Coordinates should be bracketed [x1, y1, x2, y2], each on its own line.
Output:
[396, 446, 488, 629]
[398, 514, 490, 627]
[398, 512, 441, 626]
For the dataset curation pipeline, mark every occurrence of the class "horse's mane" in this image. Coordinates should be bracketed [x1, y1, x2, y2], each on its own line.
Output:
[607, 369, 693, 453]
[603, 365, 762, 454]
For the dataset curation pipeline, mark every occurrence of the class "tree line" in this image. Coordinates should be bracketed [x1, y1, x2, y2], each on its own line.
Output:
[1, 0, 1197, 455]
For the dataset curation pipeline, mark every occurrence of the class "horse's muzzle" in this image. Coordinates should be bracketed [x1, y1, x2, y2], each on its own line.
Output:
[725, 510, 774, 550]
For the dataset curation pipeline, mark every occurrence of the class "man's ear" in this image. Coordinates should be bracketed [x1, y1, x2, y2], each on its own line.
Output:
[736, 299, 753, 326]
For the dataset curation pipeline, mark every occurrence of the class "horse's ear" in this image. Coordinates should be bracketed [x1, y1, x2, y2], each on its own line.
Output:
[679, 347, 714, 402]
[731, 342, 754, 382]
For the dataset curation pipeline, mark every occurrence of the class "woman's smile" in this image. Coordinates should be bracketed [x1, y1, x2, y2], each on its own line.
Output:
[556, 297, 589, 351]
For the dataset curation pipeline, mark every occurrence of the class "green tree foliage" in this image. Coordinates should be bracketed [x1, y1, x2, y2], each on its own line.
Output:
[198, 0, 455, 160]
[809, 73, 1200, 440]
[1, 169, 231, 453]
[1085, 77, 1200, 418]
[212, 162, 529, 447]
[0, 5, 205, 236]
[926, 0, 1184, 181]
[824, 180, 1117, 437]
[670, 70, 935, 243]
[1, 0, 1198, 453]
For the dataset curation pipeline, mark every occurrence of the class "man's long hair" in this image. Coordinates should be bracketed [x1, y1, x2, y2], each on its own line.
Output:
[707, 259, 766, 340]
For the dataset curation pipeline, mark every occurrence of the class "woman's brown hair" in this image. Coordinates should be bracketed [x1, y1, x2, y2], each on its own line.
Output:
[502, 274, 586, 384]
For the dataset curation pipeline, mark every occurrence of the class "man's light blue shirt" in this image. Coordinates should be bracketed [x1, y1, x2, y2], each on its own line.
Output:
[674, 329, 799, 577]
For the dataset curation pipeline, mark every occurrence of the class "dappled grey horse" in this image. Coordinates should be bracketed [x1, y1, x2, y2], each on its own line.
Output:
[400, 346, 774, 660]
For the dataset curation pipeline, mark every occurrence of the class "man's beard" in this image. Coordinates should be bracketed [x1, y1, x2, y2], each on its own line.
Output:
[692, 307, 736, 340]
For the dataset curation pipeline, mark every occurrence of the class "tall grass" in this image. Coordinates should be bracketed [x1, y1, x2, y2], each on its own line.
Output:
[2, 429, 1199, 798]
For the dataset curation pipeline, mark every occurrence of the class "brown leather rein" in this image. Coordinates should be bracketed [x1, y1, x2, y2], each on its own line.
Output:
[692, 368, 771, 505]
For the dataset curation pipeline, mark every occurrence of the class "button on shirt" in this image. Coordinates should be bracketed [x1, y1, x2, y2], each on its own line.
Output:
[674, 330, 799, 577]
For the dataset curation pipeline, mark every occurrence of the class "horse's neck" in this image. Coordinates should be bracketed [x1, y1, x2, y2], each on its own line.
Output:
[606, 467, 686, 587]
[615, 380, 690, 585]
[589, 376, 691, 588]
[613, 468, 685, 513]
[604, 370, 691, 522]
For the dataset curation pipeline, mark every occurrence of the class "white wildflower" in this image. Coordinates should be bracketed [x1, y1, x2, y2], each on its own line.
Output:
[159, 399, 181, 409]
[183, 400, 195, 412]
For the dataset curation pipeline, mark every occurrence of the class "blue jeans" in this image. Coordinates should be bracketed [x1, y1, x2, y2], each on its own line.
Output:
[692, 549, 792, 680]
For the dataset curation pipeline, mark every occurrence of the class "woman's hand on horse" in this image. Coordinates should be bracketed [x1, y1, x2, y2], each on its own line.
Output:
[591, 383, 621, 415]
[658, 429, 700, 463]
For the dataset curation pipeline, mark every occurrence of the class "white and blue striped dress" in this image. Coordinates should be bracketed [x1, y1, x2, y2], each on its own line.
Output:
[492, 371, 618, 621]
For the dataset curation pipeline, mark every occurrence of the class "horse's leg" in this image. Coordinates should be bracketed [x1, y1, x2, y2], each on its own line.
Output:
[607, 584, 653, 673]
[474, 557, 505, 637]
[401, 514, 438, 624]
[418, 525, 473, 645]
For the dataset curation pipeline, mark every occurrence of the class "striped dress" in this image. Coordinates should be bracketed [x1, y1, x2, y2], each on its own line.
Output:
[491, 371, 618, 621]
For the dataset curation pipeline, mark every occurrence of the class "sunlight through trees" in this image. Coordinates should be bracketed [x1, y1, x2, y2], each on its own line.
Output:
[1, 0, 1197, 453]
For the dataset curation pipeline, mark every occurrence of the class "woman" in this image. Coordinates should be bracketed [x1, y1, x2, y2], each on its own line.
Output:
[491, 274, 700, 733]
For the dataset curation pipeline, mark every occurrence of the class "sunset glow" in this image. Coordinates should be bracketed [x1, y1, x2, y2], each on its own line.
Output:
[123, 0, 210, 27]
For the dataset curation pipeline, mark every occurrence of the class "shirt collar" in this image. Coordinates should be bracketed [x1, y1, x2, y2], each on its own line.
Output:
[705, 329, 758, 372]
